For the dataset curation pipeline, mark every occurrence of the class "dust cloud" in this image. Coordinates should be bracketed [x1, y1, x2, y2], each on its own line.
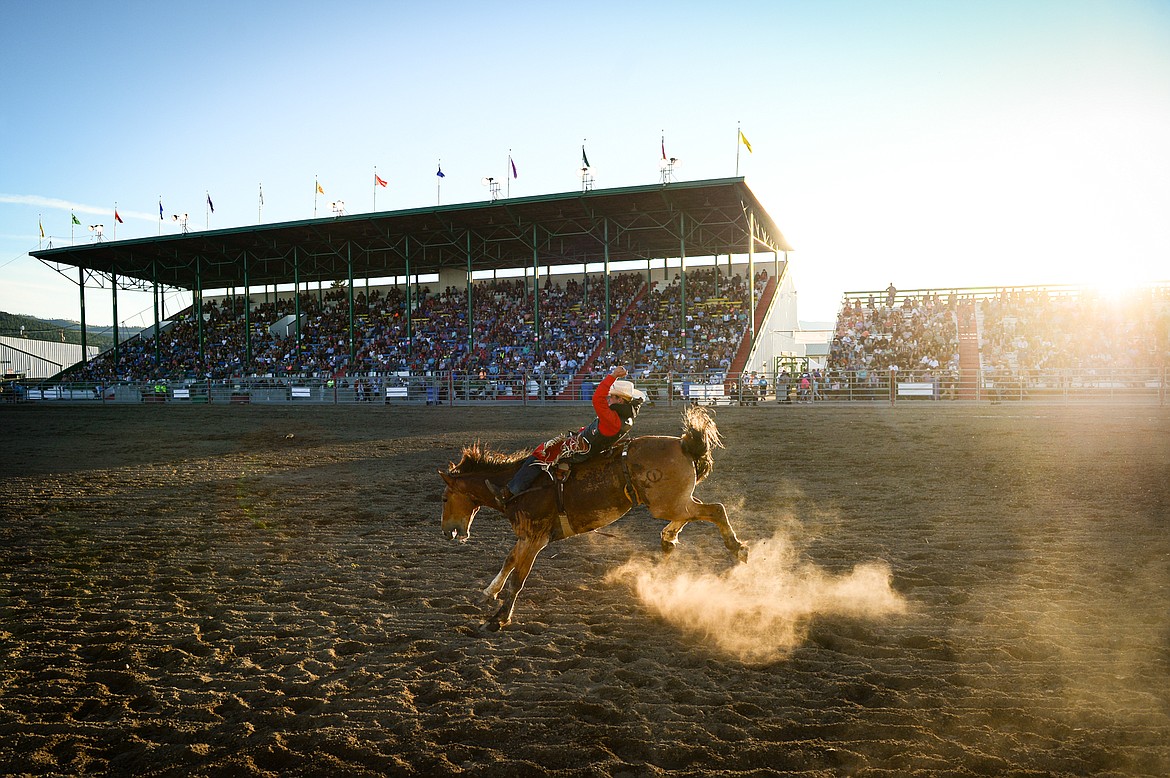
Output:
[608, 532, 907, 664]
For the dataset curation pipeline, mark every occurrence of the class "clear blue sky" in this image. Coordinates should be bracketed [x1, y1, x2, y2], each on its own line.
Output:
[3, 0, 1169, 328]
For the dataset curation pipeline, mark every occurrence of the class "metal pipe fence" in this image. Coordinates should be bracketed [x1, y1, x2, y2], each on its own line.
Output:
[8, 367, 1166, 406]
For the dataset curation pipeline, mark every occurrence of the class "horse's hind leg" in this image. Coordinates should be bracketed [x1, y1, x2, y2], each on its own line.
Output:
[488, 534, 548, 630]
[696, 500, 748, 563]
[656, 498, 747, 563]
[660, 521, 686, 554]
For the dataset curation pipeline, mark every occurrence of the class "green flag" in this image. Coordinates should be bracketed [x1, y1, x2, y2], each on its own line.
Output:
[72, 213, 80, 225]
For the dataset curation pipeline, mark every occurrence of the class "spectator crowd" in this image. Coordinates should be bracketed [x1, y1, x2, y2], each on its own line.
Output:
[828, 285, 1169, 389]
[68, 269, 771, 387]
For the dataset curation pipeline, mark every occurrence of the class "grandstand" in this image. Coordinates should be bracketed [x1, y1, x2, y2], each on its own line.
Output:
[24, 174, 1169, 404]
[30, 178, 798, 402]
[829, 283, 1169, 401]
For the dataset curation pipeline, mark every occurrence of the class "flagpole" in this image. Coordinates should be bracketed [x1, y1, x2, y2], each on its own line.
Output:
[373, 166, 377, 212]
[507, 150, 511, 199]
[205, 190, 210, 229]
[736, 121, 741, 176]
[113, 203, 118, 240]
[259, 183, 263, 224]
[437, 159, 442, 205]
[314, 175, 319, 218]
[38, 213, 43, 250]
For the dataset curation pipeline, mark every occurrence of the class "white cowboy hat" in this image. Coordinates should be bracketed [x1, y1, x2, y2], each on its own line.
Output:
[609, 379, 645, 402]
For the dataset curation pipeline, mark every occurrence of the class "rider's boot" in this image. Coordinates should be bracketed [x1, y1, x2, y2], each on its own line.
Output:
[486, 481, 513, 504]
[489, 458, 546, 506]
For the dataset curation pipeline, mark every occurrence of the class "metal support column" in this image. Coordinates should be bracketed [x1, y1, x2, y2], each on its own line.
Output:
[466, 233, 474, 358]
[532, 225, 540, 352]
[195, 256, 203, 362]
[152, 261, 160, 367]
[243, 251, 251, 367]
[293, 247, 302, 366]
[405, 239, 413, 360]
[111, 271, 119, 367]
[603, 219, 611, 347]
[748, 211, 756, 342]
[347, 241, 355, 365]
[78, 267, 87, 363]
[679, 212, 686, 353]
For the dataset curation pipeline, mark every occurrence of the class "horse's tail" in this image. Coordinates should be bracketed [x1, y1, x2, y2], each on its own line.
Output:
[679, 405, 724, 483]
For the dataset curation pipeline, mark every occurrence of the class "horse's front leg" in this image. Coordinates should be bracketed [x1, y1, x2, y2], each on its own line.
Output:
[484, 547, 518, 601]
[488, 533, 549, 631]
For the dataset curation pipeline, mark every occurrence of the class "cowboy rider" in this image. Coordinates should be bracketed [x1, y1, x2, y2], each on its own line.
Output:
[489, 366, 646, 505]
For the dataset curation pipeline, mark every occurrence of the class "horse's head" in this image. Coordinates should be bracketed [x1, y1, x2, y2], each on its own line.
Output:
[439, 470, 485, 542]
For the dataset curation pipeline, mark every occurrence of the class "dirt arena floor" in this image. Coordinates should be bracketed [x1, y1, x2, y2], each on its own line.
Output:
[1, 401, 1168, 777]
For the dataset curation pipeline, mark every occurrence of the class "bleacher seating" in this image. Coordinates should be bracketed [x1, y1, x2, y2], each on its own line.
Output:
[828, 285, 1169, 389]
[64, 269, 765, 385]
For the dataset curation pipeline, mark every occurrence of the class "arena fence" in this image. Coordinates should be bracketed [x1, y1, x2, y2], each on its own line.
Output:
[7, 367, 1167, 406]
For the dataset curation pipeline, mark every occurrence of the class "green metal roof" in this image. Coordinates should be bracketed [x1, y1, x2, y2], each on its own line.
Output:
[32, 177, 792, 292]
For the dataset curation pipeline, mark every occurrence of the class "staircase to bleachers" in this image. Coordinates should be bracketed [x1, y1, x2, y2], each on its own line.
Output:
[956, 303, 981, 399]
[727, 275, 778, 376]
[556, 282, 649, 400]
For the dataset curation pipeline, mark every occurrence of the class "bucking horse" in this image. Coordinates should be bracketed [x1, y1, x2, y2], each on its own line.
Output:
[438, 405, 748, 629]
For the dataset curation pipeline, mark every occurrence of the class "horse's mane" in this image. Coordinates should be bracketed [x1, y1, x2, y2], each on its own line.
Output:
[449, 441, 529, 475]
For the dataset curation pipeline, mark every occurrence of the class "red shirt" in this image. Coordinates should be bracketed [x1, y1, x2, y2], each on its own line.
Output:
[592, 374, 622, 437]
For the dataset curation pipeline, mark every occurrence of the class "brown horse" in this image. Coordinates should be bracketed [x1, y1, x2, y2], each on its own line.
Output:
[438, 405, 747, 630]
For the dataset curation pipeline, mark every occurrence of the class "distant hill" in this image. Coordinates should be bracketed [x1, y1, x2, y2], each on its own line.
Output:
[0, 311, 115, 351]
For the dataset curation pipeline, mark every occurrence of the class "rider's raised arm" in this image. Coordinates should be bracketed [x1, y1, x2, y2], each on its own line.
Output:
[593, 373, 621, 436]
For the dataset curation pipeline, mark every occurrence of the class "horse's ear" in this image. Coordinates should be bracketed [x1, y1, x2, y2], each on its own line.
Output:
[438, 470, 457, 487]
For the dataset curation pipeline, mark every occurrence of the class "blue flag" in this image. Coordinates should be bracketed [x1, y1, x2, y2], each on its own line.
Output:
[436, 164, 445, 178]
[159, 200, 164, 220]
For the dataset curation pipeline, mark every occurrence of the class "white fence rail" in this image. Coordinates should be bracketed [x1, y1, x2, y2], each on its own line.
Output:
[5, 368, 1166, 406]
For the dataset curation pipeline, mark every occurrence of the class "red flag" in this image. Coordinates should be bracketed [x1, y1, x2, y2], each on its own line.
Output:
[114, 210, 124, 224]
[375, 173, 388, 188]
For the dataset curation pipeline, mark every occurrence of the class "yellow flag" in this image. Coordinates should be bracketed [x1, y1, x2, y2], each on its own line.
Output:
[739, 130, 753, 153]
[39, 220, 45, 238]
[317, 182, 324, 194]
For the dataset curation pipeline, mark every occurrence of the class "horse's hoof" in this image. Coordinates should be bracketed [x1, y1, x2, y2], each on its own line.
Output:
[735, 544, 749, 564]
[661, 539, 677, 555]
[482, 620, 503, 633]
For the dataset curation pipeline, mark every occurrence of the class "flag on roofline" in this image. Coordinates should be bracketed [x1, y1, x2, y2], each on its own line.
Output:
[115, 210, 124, 224]
[661, 136, 666, 160]
[207, 193, 215, 212]
[739, 129, 752, 153]
[375, 173, 388, 188]
[582, 145, 590, 168]
[316, 181, 324, 195]
[72, 213, 81, 225]
[510, 156, 517, 179]
[39, 219, 44, 238]
[159, 200, 164, 220]
[436, 164, 445, 178]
